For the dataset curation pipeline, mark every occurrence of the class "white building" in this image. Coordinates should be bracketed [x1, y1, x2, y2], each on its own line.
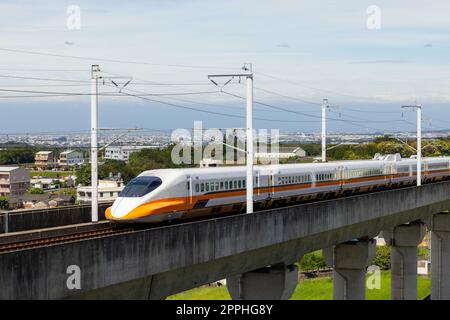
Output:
[30, 178, 57, 190]
[0, 166, 30, 196]
[59, 150, 84, 167]
[199, 158, 223, 167]
[104, 146, 159, 161]
[77, 179, 124, 203]
[255, 146, 306, 161]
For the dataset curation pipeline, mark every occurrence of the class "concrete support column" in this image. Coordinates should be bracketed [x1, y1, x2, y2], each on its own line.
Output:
[226, 264, 298, 300]
[324, 239, 376, 300]
[383, 221, 425, 300]
[430, 212, 450, 300]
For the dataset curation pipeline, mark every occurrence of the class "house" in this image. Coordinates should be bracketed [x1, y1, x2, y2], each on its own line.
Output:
[30, 175, 75, 190]
[8, 194, 75, 210]
[0, 166, 30, 197]
[77, 179, 124, 203]
[199, 158, 223, 167]
[255, 145, 306, 163]
[30, 178, 57, 190]
[35, 151, 57, 170]
[59, 150, 84, 167]
[104, 146, 159, 161]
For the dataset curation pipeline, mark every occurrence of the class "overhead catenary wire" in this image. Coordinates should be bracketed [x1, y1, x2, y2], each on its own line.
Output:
[0, 64, 448, 134]
[0, 47, 239, 71]
[109, 87, 322, 124]
[103, 83, 284, 114]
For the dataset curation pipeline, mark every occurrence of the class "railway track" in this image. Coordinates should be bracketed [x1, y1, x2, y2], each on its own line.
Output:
[0, 226, 135, 254]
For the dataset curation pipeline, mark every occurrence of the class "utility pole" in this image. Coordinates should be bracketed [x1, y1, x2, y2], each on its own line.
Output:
[208, 63, 254, 213]
[245, 64, 254, 214]
[321, 98, 338, 162]
[91, 65, 100, 222]
[402, 104, 422, 186]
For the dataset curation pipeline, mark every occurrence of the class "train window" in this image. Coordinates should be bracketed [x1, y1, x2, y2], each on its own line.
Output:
[215, 182, 219, 190]
[220, 182, 224, 190]
[119, 176, 162, 197]
[206, 183, 210, 192]
[238, 180, 242, 188]
[211, 183, 215, 191]
[243, 180, 246, 188]
[201, 183, 204, 192]
[234, 181, 237, 189]
[225, 181, 229, 189]
[187, 182, 190, 190]
[195, 184, 199, 193]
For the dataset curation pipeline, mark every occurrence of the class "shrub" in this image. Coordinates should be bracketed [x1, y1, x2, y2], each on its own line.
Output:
[299, 250, 327, 271]
[0, 196, 9, 210]
[372, 245, 391, 270]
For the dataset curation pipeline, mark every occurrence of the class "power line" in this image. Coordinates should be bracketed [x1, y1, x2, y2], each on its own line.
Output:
[0, 74, 90, 83]
[0, 47, 238, 71]
[222, 91, 405, 132]
[253, 85, 321, 106]
[0, 87, 222, 98]
[113, 88, 322, 124]
[104, 83, 283, 114]
[254, 70, 384, 102]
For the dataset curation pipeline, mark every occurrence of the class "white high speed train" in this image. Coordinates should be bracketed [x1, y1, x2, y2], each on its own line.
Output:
[106, 154, 450, 223]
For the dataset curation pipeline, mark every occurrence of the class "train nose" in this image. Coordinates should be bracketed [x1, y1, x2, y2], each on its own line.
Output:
[110, 197, 141, 219]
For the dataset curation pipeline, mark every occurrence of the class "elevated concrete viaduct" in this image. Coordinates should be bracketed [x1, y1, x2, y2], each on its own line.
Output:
[1, 181, 450, 300]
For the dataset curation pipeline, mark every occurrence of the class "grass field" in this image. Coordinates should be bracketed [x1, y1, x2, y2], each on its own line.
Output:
[167, 271, 430, 300]
[30, 171, 74, 178]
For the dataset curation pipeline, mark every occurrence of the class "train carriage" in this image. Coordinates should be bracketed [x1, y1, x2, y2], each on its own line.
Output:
[106, 154, 450, 223]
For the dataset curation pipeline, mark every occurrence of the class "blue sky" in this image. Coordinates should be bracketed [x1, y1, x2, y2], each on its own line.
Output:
[1, 0, 450, 133]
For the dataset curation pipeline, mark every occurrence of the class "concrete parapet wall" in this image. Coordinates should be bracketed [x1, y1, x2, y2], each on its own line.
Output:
[0, 202, 111, 233]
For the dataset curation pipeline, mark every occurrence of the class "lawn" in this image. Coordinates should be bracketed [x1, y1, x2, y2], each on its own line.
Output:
[167, 271, 430, 300]
[30, 171, 74, 178]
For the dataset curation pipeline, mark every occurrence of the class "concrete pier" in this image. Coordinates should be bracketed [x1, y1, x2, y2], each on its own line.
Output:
[383, 221, 425, 300]
[430, 212, 450, 300]
[324, 239, 376, 300]
[226, 264, 298, 300]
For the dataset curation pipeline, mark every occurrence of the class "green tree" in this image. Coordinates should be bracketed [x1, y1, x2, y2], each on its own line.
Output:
[372, 245, 391, 270]
[0, 196, 9, 210]
[298, 250, 327, 271]
[75, 165, 91, 186]
[0, 148, 35, 164]
[99, 160, 133, 183]
[28, 188, 45, 194]
[127, 145, 190, 178]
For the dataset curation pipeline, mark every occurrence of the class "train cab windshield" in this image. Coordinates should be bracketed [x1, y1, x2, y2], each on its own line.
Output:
[119, 176, 162, 197]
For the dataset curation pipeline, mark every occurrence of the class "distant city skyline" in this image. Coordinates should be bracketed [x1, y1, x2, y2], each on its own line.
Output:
[1, 0, 450, 133]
